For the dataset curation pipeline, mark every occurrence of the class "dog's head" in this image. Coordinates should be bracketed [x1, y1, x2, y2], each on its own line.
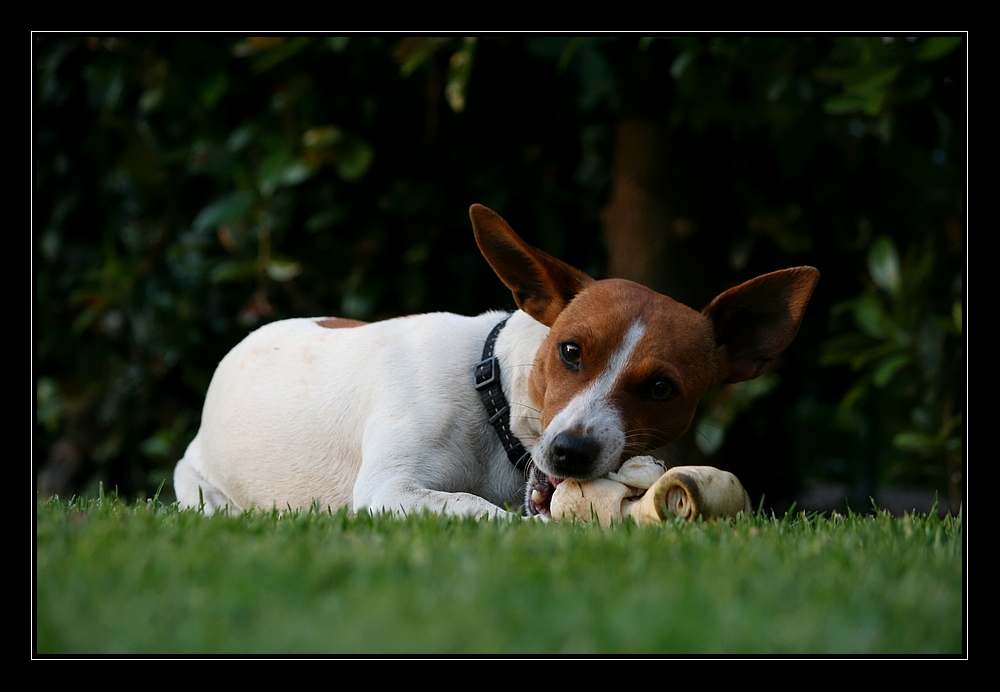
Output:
[468, 205, 818, 515]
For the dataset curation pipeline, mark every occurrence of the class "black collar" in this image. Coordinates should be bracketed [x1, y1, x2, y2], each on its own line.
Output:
[473, 316, 532, 472]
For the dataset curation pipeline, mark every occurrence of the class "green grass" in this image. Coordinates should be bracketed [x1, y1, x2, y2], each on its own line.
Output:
[36, 496, 963, 655]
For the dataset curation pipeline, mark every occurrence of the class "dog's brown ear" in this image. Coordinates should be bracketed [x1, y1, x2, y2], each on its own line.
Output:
[704, 267, 819, 384]
[470, 204, 593, 326]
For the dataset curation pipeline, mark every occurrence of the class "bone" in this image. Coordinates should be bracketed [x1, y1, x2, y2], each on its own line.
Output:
[605, 455, 667, 489]
[549, 478, 633, 526]
[623, 466, 753, 522]
[549, 459, 752, 526]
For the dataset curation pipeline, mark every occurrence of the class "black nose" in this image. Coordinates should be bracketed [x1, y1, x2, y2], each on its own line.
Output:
[550, 431, 602, 477]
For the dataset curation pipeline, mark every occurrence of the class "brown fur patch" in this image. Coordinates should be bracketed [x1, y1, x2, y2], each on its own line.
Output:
[315, 317, 368, 329]
[529, 279, 718, 452]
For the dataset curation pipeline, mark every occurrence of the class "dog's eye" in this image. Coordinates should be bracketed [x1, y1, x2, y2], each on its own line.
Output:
[645, 377, 678, 401]
[559, 342, 582, 369]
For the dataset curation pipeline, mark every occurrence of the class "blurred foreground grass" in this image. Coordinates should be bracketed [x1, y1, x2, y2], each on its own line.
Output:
[36, 496, 962, 655]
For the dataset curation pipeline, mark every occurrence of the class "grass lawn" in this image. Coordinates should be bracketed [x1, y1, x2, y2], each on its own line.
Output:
[35, 496, 963, 655]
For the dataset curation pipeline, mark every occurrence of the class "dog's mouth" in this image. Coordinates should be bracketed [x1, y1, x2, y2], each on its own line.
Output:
[526, 473, 563, 517]
[526, 454, 636, 517]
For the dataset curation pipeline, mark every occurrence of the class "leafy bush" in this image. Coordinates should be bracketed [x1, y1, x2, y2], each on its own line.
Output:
[35, 36, 963, 511]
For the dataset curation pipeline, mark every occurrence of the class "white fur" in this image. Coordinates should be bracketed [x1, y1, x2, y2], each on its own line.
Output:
[174, 205, 817, 520]
[174, 310, 549, 518]
[171, 280, 816, 518]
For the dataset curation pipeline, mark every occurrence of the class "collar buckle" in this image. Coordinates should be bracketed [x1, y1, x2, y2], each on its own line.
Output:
[474, 356, 499, 390]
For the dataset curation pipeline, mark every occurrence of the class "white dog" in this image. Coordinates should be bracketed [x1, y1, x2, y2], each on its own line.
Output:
[174, 205, 818, 518]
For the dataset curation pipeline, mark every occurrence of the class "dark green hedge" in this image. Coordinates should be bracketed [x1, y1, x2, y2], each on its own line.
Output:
[35, 36, 964, 511]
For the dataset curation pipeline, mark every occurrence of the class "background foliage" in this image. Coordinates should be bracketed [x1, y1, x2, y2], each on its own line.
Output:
[34, 35, 964, 512]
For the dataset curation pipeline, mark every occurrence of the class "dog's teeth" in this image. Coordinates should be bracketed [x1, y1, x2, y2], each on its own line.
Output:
[531, 489, 545, 505]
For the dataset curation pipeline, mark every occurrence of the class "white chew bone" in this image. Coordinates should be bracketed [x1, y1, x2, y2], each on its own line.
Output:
[550, 458, 752, 526]
[605, 455, 667, 488]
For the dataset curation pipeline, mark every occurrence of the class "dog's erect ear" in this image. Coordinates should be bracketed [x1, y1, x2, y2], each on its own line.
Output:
[704, 267, 819, 384]
[470, 204, 593, 326]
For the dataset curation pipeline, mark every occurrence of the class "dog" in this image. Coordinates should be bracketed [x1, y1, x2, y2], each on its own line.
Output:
[173, 204, 818, 519]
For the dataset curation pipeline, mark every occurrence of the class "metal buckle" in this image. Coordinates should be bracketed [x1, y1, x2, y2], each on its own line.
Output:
[474, 356, 499, 390]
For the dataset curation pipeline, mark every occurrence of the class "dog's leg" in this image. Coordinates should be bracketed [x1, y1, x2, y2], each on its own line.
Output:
[173, 447, 242, 515]
[356, 483, 514, 519]
[352, 407, 521, 518]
